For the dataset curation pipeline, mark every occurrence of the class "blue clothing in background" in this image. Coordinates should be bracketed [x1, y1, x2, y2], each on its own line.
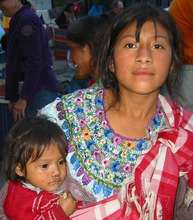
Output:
[63, 77, 90, 94]
[88, 4, 104, 16]
[5, 5, 58, 114]
[0, 25, 5, 41]
[26, 89, 58, 116]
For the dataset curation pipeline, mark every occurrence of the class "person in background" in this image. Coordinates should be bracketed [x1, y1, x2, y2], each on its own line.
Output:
[40, 3, 193, 219]
[1, 117, 76, 219]
[102, 0, 125, 24]
[0, 0, 58, 121]
[169, 0, 193, 112]
[110, 0, 124, 15]
[63, 15, 110, 93]
[55, 3, 76, 29]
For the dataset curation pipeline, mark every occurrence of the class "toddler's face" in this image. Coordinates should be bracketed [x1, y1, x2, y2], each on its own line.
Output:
[16, 144, 67, 192]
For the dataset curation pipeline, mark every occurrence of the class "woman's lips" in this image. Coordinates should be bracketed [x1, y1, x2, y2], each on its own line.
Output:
[133, 69, 154, 76]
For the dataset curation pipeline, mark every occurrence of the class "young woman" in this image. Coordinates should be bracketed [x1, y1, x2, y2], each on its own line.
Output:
[41, 3, 193, 219]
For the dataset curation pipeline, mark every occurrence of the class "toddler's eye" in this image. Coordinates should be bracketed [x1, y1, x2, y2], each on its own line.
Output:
[58, 159, 65, 165]
[41, 164, 48, 169]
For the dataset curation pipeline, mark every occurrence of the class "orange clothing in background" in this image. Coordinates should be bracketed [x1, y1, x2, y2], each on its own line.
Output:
[169, 0, 193, 64]
[2, 16, 11, 32]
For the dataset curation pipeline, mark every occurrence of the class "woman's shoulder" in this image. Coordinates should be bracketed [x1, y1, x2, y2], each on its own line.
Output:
[159, 94, 193, 131]
[40, 87, 103, 122]
[63, 87, 102, 101]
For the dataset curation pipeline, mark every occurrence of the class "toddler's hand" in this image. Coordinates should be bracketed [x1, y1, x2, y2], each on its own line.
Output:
[59, 192, 76, 216]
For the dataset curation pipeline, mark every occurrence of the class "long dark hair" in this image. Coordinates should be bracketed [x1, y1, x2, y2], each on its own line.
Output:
[21, 0, 31, 6]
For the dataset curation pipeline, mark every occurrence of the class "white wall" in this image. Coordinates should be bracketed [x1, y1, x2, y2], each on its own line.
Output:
[30, 0, 52, 10]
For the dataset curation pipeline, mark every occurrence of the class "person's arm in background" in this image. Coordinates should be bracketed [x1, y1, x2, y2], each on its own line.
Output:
[12, 12, 51, 120]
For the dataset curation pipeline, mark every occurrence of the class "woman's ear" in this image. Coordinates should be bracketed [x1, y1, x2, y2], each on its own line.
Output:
[15, 164, 24, 177]
[109, 60, 115, 73]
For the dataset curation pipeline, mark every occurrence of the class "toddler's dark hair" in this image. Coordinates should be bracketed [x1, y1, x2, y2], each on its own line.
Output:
[3, 117, 67, 182]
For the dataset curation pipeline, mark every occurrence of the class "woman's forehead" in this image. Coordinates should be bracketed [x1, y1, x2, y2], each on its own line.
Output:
[117, 20, 169, 40]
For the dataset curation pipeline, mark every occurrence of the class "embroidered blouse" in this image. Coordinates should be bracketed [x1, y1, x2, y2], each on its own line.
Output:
[41, 87, 168, 201]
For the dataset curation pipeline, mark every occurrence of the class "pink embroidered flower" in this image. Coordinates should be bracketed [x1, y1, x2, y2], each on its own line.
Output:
[93, 150, 100, 160]
[76, 97, 82, 105]
[102, 120, 108, 128]
[79, 119, 86, 127]
[96, 110, 103, 117]
[123, 164, 132, 173]
[113, 136, 122, 146]
[102, 158, 110, 167]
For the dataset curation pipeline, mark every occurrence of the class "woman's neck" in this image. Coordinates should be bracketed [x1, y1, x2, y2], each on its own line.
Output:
[104, 89, 160, 138]
[105, 89, 159, 120]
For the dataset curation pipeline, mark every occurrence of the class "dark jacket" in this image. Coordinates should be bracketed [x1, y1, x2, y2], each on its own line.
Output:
[5, 5, 58, 103]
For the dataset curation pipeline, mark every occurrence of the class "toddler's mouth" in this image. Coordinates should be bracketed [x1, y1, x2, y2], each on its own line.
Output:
[49, 179, 62, 185]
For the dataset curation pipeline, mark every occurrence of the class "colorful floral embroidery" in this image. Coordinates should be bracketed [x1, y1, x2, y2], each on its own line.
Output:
[56, 88, 168, 200]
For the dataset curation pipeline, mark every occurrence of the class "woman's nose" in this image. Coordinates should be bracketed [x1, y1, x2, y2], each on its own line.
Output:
[135, 46, 152, 64]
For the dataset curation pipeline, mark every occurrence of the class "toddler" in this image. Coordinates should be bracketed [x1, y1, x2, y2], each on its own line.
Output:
[3, 117, 76, 219]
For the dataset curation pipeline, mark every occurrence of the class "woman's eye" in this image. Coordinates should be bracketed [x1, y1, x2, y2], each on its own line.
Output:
[125, 43, 136, 48]
[41, 164, 48, 169]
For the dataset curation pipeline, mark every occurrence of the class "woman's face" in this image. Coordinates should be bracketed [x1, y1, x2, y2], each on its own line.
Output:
[66, 40, 93, 80]
[111, 20, 172, 96]
[0, 0, 21, 17]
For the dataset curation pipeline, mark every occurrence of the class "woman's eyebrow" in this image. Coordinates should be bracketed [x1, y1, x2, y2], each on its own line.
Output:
[120, 33, 136, 38]
[119, 33, 169, 40]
